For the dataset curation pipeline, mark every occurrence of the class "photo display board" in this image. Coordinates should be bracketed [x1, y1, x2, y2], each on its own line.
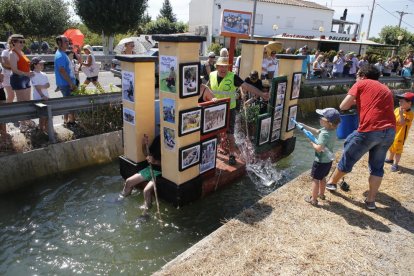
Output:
[269, 76, 288, 143]
[199, 98, 230, 140]
[220, 9, 252, 38]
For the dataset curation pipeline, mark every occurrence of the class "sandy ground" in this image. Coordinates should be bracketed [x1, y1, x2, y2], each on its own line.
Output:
[155, 129, 414, 275]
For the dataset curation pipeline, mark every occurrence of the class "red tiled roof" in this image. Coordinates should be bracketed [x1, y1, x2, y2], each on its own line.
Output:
[257, 0, 334, 11]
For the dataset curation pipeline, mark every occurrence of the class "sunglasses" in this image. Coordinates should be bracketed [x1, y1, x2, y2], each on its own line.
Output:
[14, 40, 25, 44]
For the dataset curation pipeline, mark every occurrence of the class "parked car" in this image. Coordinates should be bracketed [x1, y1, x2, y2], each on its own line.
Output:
[111, 48, 159, 86]
[92, 45, 104, 55]
[0, 42, 7, 51]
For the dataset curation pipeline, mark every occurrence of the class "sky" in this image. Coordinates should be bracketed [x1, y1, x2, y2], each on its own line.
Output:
[147, 0, 414, 38]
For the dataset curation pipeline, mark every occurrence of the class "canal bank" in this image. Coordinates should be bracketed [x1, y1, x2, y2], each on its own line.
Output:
[0, 130, 122, 193]
[155, 129, 414, 275]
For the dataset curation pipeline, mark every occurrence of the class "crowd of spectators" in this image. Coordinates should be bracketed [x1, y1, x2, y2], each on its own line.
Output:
[295, 45, 414, 80]
[0, 34, 102, 142]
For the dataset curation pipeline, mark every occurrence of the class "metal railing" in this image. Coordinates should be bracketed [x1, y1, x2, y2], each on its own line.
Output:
[303, 76, 411, 86]
[0, 92, 121, 143]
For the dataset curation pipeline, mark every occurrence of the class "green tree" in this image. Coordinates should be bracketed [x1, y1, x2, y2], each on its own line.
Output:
[378, 26, 413, 46]
[0, 0, 70, 44]
[157, 0, 176, 22]
[74, 0, 148, 53]
[143, 17, 188, 35]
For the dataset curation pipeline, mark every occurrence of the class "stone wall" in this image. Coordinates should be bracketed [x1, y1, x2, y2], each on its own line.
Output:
[0, 131, 122, 194]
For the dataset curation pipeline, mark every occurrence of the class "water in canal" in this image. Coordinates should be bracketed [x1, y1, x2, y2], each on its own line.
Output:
[0, 118, 341, 275]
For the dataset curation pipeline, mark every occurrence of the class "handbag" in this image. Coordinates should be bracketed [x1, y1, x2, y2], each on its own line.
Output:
[81, 61, 100, 78]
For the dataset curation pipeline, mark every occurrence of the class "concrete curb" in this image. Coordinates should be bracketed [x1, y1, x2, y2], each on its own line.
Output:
[0, 131, 123, 194]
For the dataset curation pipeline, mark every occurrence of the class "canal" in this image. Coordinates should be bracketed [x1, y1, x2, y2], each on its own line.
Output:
[0, 117, 341, 275]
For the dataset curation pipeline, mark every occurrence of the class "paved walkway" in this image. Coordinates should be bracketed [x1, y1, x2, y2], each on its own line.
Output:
[155, 130, 414, 275]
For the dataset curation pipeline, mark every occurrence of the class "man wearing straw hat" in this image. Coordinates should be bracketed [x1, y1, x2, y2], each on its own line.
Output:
[208, 56, 269, 164]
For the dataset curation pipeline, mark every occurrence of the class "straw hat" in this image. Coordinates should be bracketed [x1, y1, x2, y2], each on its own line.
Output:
[83, 44, 93, 53]
[216, 57, 229, 66]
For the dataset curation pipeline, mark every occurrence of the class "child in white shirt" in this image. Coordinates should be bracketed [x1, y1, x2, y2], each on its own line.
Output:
[30, 57, 50, 132]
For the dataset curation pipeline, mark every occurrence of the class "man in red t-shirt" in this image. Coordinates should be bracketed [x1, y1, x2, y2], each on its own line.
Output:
[326, 65, 396, 210]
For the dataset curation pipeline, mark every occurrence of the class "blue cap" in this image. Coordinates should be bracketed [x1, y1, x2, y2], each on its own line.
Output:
[316, 108, 341, 123]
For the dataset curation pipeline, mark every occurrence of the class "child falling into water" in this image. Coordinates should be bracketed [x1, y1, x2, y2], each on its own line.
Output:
[385, 92, 414, 172]
[30, 57, 50, 133]
[297, 108, 341, 206]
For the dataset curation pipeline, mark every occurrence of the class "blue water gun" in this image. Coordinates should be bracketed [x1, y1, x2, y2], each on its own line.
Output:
[290, 118, 334, 161]
[290, 118, 318, 144]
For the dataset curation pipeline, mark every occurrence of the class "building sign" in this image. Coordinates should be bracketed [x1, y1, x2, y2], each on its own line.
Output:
[282, 33, 315, 39]
[220, 9, 252, 38]
[328, 36, 351, 41]
[281, 33, 351, 41]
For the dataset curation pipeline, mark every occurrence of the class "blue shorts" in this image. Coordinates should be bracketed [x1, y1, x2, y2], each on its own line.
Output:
[10, 74, 31, 90]
[337, 128, 395, 177]
[311, 161, 333, 180]
[59, 85, 72, 97]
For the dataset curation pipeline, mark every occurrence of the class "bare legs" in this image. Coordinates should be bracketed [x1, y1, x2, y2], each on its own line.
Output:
[15, 87, 31, 101]
[387, 151, 402, 167]
[122, 173, 154, 209]
[310, 178, 326, 202]
[328, 167, 383, 203]
[327, 168, 347, 186]
[4, 86, 15, 103]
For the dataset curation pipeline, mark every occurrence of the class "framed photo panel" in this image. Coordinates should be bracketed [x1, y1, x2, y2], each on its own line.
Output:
[178, 107, 202, 136]
[200, 137, 218, 174]
[256, 114, 272, 146]
[270, 105, 283, 142]
[179, 62, 200, 98]
[220, 9, 252, 38]
[269, 76, 288, 115]
[202, 101, 228, 135]
[179, 142, 201, 171]
[286, 105, 298, 132]
[290, 72, 302, 100]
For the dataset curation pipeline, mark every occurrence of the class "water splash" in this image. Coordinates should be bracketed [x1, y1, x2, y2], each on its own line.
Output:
[234, 115, 282, 187]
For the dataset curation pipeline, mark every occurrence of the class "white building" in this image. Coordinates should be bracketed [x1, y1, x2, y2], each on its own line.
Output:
[189, 0, 379, 54]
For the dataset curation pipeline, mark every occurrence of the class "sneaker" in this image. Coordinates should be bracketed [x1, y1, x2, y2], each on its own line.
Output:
[384, 159, 393, 164]
[364, 199, 376, 210]
[340, 181, 350, 192]
[228, 155, 236, 165]
[326, 183, 337, 191]
[304, 195, 318, 206]
[391, 164, 398, 172]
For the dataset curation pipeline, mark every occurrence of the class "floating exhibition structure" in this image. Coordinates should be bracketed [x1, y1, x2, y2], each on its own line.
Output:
[118, 35, 305, 206]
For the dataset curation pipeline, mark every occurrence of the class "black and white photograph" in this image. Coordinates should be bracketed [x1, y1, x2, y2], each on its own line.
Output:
[274, 105, 283, 119]
[179, 107, 201, 136]
[287, 105, 298, 132]
[270, 118, 282, 142]
[291, 72, 302, 100]
[257, 115, 271, 146]
[123, 107, 135, 126]
[200, 137, 218, 174]
[179, 143, 201, 171]
[202, 102, 228, 134]
[163, 127, 176, 151]
[276, 82, 287, 106]
[162, 98, 175, 124]
[122, 71, 135, 103]
[269, 76, 287, 114]
[180, 63, 200, 98]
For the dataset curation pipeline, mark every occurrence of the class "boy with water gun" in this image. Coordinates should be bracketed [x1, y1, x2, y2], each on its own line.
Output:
[293, 108, 341, 206]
